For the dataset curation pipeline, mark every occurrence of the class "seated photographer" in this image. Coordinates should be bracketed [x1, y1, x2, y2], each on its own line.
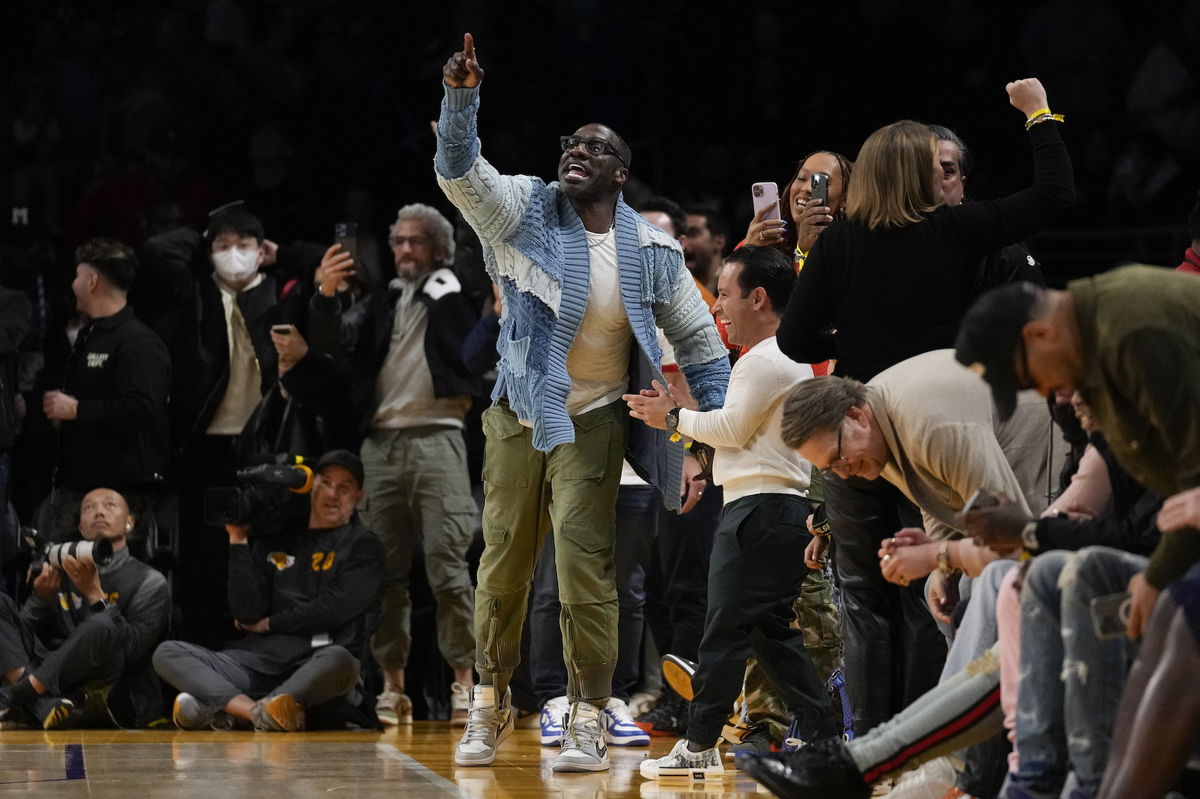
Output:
[153, 450, 385, 732]
[0, 488, 170, 729]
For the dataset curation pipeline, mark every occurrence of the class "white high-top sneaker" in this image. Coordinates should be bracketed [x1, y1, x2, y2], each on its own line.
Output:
[454, 685, 513, 767]
[552, 701, 610, 772]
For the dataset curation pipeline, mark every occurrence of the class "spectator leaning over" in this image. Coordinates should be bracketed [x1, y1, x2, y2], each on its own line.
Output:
[0, 488, 170, 729]
[153, 450, 385, 732]
[283, 203, 482, 725]
[775, 79, 1075, 734]
[41, 239, 171, 544]
[626, 245, 837, 780]
[954, 267, 1200, 797]
[436, 34, 729, 772]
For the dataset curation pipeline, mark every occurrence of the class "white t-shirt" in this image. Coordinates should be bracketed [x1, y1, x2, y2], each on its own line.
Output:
[564, 228, 633, 416]
[677, 336, 813, 503]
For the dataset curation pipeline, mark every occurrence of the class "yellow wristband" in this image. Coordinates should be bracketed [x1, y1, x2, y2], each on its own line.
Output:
[1026, 106, 1051, 121]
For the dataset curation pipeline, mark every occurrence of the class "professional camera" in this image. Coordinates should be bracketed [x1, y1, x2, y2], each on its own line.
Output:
[204, 455, 314, 535]
[20, 527, 115, 570]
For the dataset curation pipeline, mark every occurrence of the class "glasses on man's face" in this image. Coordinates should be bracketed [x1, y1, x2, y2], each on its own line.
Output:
[559, 135, 627, 166]
[827, 421, 851, 476]
[388, 235, 430, 248]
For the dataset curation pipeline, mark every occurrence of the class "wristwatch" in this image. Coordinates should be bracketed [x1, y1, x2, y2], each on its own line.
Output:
[665, 407, 680, 435]
[1020, 521, 1040, 552]
[89, 598, 109, 613]
[937, 540, 959, 576]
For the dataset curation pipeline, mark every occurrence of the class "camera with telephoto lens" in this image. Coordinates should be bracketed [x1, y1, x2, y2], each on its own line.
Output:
[20, 526, 115, 571]
[204, 454, 314, 536]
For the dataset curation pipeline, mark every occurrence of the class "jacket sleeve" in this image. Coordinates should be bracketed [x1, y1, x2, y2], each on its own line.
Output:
[113, 568, 171, 663]
[652, 262, 729, 411]
[922, 422, 1032, 539]
[948, 122, 1076, 255]
[1035, 491, 1162, 556]
[462, 307, 501, 376]
[429, 290, 482, 383]
[268, 529, 385, 636]
[73, 332, 171, 431]
[778, 234, 837, 364]
[228, 543, 272, 623]
[434, 85, 535, 249]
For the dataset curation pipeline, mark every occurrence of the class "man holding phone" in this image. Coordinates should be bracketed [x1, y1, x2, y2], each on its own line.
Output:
[281, 203, 482, 728]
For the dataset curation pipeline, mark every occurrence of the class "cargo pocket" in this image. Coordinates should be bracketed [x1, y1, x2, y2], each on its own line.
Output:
[481, 405, 529, 487]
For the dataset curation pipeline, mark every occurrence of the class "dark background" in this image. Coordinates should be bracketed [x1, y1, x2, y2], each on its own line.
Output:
[3, 0, 1198, 297]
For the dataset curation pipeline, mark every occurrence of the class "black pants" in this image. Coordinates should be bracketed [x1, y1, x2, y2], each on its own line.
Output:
[824, 474, 946, 734]
[645, 486, 722, 664]
[0, 592, 123, 696]
[686, 494, 836, 747]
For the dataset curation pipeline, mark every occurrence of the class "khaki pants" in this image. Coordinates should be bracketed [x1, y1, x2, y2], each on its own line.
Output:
[475, 400, 626, 705]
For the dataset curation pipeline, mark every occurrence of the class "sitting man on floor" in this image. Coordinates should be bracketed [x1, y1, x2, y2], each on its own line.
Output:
[153, 450, 385, 732]
[0, 488, 171, 729]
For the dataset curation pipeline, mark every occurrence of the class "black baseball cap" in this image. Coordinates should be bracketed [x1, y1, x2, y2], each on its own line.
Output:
[314, 449, 365, 488]
[954, 281, 1042, 421]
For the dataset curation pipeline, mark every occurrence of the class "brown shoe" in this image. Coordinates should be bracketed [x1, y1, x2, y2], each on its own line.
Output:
[252, 693, 305, 732]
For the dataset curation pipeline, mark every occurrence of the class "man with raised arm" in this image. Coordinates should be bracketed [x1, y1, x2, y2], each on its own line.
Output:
[436, 34, 730, 772]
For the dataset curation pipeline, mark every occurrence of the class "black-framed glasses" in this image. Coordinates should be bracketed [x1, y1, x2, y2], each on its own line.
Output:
[560, 135, 627, 166]
[828, 421, 850, 475]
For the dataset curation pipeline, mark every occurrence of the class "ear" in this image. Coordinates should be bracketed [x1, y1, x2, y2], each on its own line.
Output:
[751, 286, 768, 310]
[613, 167, 629, 190]
[712, 233, 727, 252]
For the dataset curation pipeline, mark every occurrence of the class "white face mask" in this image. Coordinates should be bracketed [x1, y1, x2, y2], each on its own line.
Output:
[212, 247, 260, 284]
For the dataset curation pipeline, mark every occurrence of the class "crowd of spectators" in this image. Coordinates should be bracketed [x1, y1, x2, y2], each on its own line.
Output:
[1, 4, 1200, 798]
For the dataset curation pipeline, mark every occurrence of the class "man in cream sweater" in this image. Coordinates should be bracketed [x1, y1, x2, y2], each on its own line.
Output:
[625, 245, 837, 780]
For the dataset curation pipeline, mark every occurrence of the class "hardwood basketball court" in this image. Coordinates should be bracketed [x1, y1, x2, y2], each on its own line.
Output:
[0, 724, 773, 797]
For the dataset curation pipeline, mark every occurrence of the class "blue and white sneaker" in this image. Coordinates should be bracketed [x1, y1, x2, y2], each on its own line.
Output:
[602, 697, 650, 746]
[540, 695, 569, 746]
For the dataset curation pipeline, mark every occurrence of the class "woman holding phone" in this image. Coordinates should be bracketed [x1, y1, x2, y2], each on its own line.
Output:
[772, 78, 1075, 738]
[745, 149, 854, 271]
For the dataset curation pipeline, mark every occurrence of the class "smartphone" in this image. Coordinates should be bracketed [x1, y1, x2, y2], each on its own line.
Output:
[334, 221, 368, 289]
[751, 182, 781, 223]
[1090, 592, 1132, 640]
[962, 487, 1000, 514]
[810, 172, 830, 207]
[271, 324, 293, 335]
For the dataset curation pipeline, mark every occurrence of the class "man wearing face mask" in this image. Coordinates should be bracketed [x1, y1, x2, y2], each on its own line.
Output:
[165, 204, 295, 648]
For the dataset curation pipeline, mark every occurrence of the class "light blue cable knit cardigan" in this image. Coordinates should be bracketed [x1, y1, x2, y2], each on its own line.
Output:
[435, 84, 729, 510]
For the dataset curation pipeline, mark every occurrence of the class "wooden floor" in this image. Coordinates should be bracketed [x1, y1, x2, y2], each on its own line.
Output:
[0, 723, 775, 797]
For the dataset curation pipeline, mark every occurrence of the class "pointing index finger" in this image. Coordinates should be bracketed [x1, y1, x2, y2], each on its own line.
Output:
[464, 32, 476, 60]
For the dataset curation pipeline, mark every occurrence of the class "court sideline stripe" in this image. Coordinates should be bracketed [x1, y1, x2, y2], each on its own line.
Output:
[375, 743, 465, 796]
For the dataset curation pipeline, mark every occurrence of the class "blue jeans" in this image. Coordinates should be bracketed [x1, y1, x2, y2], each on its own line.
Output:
[1010, 547, 1144, 799]
[529, 483, 658, 704]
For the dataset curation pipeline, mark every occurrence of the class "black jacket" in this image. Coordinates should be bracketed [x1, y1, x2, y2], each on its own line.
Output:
[55, 306, 171, 490]
[283, 268, 482, 441]
[225, 520, 385, 674]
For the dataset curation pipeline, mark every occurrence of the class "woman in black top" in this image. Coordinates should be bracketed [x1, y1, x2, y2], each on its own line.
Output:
[778, 78, 1075, 383]
[774, 78, 1075, 745]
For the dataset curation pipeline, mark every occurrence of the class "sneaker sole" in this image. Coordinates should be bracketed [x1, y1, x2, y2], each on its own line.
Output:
[661, 656, 697, 702]
[540, 732, 564, 746]
[552, 756, 610, 773]
[454, 716, 513, 766]
[604, 731, 650, 746]
[264, 694, 305, 732]
[172, 694, 199, 730]
[639, 763, 725, 781]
